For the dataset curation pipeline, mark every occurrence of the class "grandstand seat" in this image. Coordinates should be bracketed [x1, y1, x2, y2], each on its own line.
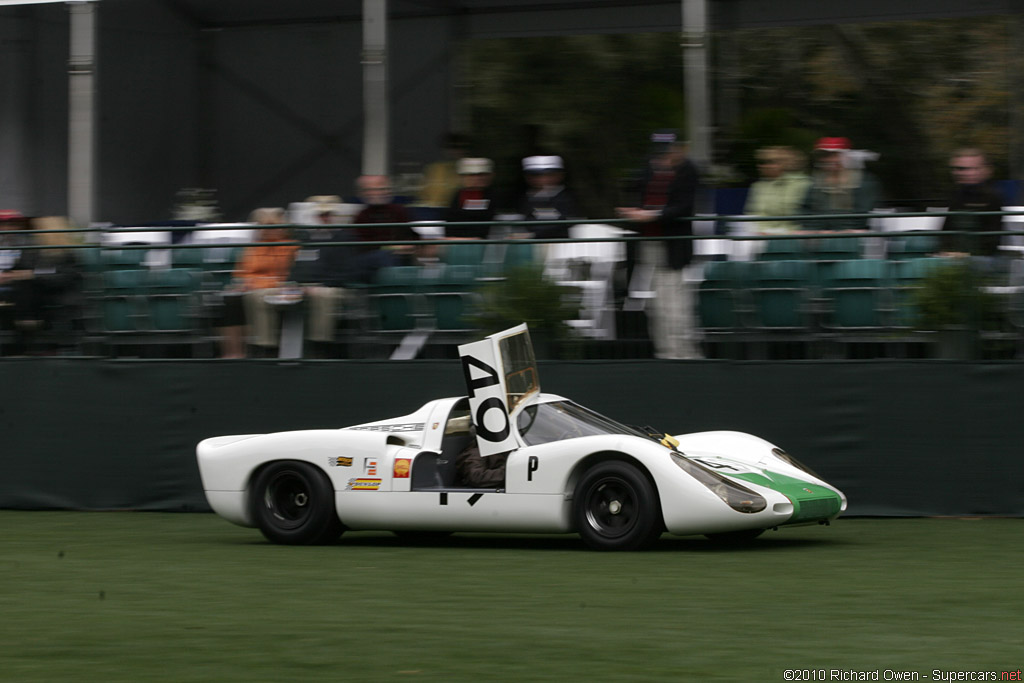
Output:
[101, 248, 147, 271]
[200, 246, 241, 290]
[818, 259, 891, 355]
[888, 233, 939, 260]
[757, 237, 808, 261]
[808, 234, 863, 262]
[94, 269, 149, 353]
[171, 247, 206, 270]
[441, 242, 487, 267]
[367, 266, 427, 335]
[747, 259, 814, 358]
[697, 260, 750, 357]
[427, 264, 482, 334]
[148, 268, 200, 331]
[501, 241, 536, 271]
[76, 246, 104, 274]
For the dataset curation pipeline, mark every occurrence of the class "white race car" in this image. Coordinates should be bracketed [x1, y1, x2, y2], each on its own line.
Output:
[197, 324, 846, 550]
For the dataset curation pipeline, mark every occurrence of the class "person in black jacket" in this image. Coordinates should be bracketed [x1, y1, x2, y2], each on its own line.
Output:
[616, 132, 702, 359]
[940, 148, 1005, 259]
[446, 158, 498, 239]
[1, 214, 84, 354]
[518, 155, 581, 240]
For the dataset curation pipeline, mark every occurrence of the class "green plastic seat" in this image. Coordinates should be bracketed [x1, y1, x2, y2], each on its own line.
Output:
[750, 260, 813, 330]
[100, 269, 148, 333]
[820, 259, 890, 330]
[148, 269, 200, 332]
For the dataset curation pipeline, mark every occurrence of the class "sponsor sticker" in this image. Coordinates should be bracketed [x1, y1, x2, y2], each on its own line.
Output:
[346, 478, 381, 491]
[393, 458, 411, 479]
[349, 423, 424, 433]
[328, 456, 353, 468]
[364, 458, 378, 476]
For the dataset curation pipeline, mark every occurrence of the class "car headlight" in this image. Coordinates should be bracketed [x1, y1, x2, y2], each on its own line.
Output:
[671, 453, 766, 513]
[771, 447, 822, 480]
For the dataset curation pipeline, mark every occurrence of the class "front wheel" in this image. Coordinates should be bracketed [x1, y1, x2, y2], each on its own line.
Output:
[250, 461, 343, 545]
[573, 461, 663, 551]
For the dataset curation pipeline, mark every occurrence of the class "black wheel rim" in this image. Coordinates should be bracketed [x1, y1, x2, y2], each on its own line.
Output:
[584, 477, 639, 539]
[263, 470, 313, 530]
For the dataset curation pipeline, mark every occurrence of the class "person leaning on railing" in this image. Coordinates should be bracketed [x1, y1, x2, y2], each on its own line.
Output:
[938, 147, 1005, 261]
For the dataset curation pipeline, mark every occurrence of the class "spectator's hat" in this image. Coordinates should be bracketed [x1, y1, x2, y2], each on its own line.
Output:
[522, 155, 564, 173]
[307, 194, 343, 216]
[814, 137, 851, 152]
[457, 157, 493, 175]
[650, 129, 680, 153]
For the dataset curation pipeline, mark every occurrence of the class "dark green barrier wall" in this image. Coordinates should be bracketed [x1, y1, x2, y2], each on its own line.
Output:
[2, 359, 1022, 516]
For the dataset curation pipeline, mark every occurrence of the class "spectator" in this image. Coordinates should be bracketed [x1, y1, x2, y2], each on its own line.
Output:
[939, 148, 1004, 259]
[744, 146, 811, 234]
[446, 158, 497, 239]
[289, 196, 359, 356]
[28, 217, 85, 352]
[1, 212, 37, 353]
[616, 131, 703, 360]
[417, 132, 470, 217]
[218, 208, 298, 358]
[801, 137, 880, 231]
[518, 155, 582, 239]
[351, 175, 423, 283]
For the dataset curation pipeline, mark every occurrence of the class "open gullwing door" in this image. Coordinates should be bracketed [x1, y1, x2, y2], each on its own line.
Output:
[457, 323, 539, 457]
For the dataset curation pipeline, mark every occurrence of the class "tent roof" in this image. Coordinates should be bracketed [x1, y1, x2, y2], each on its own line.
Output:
[163, 0, 1020, 33]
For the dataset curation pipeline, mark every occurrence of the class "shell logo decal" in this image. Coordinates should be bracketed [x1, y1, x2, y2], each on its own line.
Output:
[393, 459, 411, 479]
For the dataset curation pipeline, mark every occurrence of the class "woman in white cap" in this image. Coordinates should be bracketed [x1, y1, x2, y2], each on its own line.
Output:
[446, 158, 497, 239]
[518, 155, 582, 239]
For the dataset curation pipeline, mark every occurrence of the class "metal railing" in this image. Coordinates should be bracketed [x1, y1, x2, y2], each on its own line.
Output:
[3, 210, 1024, 360]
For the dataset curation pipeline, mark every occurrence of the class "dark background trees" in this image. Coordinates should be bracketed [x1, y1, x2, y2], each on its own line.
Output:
[462, 16, 1020, 216]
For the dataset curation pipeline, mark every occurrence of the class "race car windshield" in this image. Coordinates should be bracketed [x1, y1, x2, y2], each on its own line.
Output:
[517, 401, 649, 446]
[499, 330, 539, 412]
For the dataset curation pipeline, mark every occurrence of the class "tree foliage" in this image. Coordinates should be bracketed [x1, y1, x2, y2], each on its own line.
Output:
[460, 16, 1019, 214]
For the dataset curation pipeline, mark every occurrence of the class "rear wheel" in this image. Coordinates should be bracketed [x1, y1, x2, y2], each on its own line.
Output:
[250, 461, 343, 545]
[573, 461, 662, 551]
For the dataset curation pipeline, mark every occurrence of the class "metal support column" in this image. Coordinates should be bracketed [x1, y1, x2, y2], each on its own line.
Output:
[682, 0, 711, 168]
[67, 0, 96, 227]
[362, 0, 389, 176]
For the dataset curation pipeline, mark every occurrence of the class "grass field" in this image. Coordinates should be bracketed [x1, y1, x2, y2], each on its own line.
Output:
[1, 512, 1022, 682]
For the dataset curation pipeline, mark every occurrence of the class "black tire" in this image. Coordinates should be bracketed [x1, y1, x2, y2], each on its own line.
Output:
[250, 461, 343, 545]
[705, 529, 766, 544]
[573, 460, 663, 551]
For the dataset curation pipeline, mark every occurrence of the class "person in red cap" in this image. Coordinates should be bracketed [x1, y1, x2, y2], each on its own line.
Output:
[801, 137, 880, 231]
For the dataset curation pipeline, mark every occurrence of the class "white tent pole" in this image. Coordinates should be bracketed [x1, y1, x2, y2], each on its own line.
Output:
[67, 0, 97, 226]
[362, 0, 389, 176]
[682, 0, 711, 167]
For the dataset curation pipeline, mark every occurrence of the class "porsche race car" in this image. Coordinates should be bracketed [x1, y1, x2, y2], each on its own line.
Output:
[197, 324, 846, 550]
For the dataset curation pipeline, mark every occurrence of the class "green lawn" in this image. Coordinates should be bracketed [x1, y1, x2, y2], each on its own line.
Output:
[1, 512, 1021, 682]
